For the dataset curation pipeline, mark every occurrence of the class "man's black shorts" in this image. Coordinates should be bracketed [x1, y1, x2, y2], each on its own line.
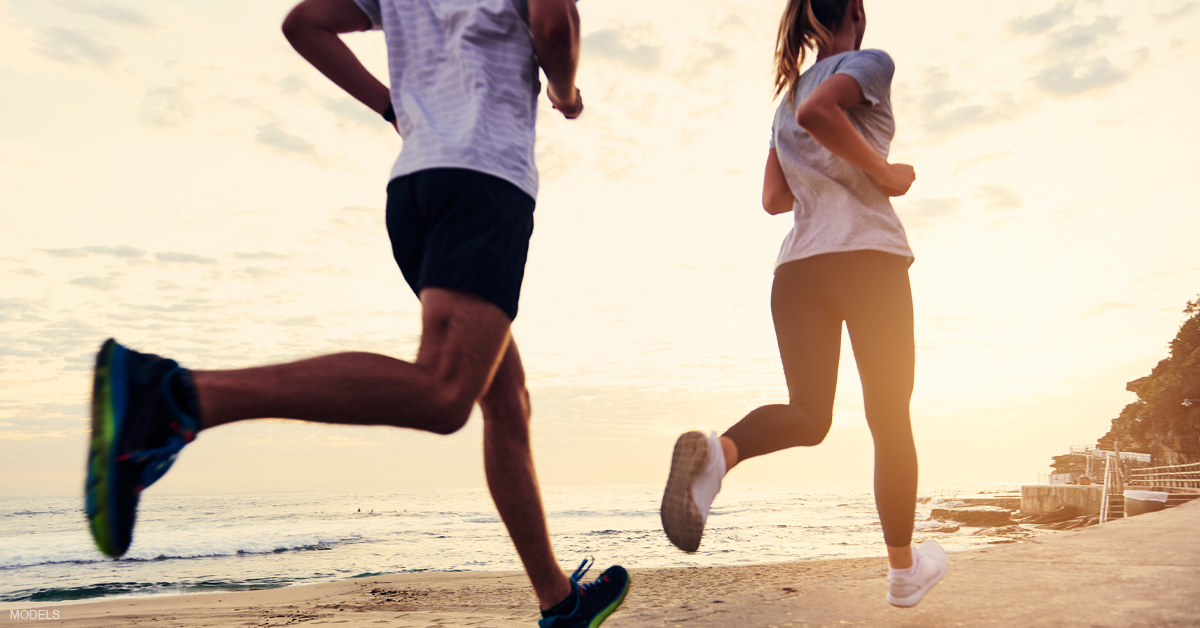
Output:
[385, 168, 535, 321]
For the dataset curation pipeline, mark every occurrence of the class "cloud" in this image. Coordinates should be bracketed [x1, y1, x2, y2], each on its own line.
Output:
[1155, 1, 1198, 22]
[582, 29, 662, 71]
[34, 26, 122, 67]
[0, 346, 41, 358]
[1044, 16, 1122, 56]
[57, 1, 155, 29]
[328, 205, 383, 235]
[1084, 302, 1136, 317]
[323, 97, 382, 129]
[139, 85, 192, 128]
[903, 67, 1022, 137]
[279, 74, 308, 94]
[154, 252, 218, 264]
[716, 13, 749, 32]
[953, 151, 1013, 174]
[241, 266, 283, 281]
[0, 298, 44, 324]
[277, 315, 322, 327]
[39, 245, 146, 258]
[255, 122, 318, 156]
[1008, 8, 1136, 100]
[1007, 2, 1075, 36]
[898, 197, 962, 229]
[1030, 57, 1131, 98]
[131, 299, 220, 314]
[677, 41, 735, 80]
[68, 273, 123, 290]
[234, 251, 291, 261]
[307, 265, 354, 278]
[972, 185, 1024, 210]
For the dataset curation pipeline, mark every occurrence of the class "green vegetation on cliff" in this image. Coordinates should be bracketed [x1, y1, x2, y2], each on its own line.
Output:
[1098, 296, 1200, 465]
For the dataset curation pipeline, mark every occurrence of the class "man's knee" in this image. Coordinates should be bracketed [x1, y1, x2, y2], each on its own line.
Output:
[423, 388, 477, 435]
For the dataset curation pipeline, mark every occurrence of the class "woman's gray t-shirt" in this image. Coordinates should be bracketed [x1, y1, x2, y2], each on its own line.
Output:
[770, 49, 913, 269]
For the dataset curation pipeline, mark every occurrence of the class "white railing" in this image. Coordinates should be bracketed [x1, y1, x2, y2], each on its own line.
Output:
[1100, 456, 1115, 524]
[1128, 462, 1200, 494]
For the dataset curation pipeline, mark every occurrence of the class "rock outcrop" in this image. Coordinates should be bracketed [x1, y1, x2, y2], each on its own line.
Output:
[930, 506, 1013, 527]
[1026, 505, 1082, 525]
[1095, 296, 1200, 465]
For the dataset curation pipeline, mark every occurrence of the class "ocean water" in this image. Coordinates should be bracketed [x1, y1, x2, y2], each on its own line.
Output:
[0, 479, 1024, 603]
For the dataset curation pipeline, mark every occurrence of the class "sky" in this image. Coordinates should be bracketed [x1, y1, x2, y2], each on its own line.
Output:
[2, 0, 1199, 496]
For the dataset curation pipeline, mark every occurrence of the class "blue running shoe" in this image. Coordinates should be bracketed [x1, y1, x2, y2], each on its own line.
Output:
[86, 338, 199, 558]
[538, 558, 629, 628]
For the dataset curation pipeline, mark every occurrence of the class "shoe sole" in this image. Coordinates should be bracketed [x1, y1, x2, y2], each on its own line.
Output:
[886, 545, 948, 608]
[86, 339, 126, 558]
[660, 431, 709, 553]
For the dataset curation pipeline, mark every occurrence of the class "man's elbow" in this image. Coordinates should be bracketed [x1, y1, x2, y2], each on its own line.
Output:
[529, 1, 577, 46]
[281, 5, 308, 41]
[282, 2, 324, 42]
[530, 17, 572, 47]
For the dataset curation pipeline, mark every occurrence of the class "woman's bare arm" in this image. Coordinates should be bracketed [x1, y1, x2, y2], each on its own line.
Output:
[762, 148, 795, 215]
[282, 0, 392, 122]
[795, 74, 914, 196]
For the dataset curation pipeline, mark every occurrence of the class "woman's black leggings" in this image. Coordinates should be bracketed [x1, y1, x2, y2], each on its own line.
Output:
[723, 250, 918, 547]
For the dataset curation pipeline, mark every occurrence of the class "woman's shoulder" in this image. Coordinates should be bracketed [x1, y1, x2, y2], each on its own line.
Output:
[840, 49, 894, 71]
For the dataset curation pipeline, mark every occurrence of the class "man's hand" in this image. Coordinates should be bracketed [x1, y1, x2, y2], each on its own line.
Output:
[548, 86, 583, 119]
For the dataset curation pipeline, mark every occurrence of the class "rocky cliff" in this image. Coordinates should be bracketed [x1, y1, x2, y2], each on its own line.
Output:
[1096, 296, 1200, 465]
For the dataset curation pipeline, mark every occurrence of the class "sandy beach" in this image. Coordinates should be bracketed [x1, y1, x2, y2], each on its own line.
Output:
[0, 557, 886, 627]
[5, 500, 1199, 628]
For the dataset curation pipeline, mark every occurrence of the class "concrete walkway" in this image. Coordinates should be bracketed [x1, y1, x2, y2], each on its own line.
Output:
[608, 500, 1200, 628]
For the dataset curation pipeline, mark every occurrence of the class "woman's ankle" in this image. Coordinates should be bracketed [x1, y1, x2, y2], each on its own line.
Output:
[719, 436, 739, 473]
[886, 544, 913, 570]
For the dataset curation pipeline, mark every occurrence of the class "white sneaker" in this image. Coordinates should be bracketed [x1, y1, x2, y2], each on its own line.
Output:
[660, 430, 725, 552]
[886, 540, 948, 607]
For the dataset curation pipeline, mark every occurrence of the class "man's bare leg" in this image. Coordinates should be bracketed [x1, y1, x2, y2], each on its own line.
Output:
[192, 288, 512, 435]
[480, 341, 572, 610]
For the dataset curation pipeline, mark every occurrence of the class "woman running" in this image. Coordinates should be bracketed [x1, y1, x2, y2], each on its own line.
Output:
[660, 0, 947, 608]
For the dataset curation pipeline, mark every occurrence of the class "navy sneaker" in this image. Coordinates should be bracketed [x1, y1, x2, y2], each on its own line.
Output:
[539, 558, 630, 628]
[86, 338, 199, 558]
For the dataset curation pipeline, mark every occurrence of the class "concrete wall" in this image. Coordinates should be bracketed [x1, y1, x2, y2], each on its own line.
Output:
[1021, 485, 1104, 514]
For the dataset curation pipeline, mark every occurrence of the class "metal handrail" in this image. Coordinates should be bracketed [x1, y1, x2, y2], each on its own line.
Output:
[1128, 461, 1200, 493]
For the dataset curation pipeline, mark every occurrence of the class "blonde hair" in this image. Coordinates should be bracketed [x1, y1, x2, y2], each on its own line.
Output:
[773, 0, 851, 102]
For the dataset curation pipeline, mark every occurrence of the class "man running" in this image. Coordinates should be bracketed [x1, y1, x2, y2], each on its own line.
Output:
[83, 0, 629, 625]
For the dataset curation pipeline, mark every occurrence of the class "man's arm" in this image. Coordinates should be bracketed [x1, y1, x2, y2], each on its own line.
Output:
[528, 0, 582, 119]
[795, 74, 914, 196]
[282, 0, 392, 124]
[763, 148, 794, 215]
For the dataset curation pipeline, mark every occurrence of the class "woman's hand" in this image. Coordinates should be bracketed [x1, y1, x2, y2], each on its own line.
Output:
[795, 74, 915, 198]
[762, 148, 795, 214]
[878, 163, 915, 197]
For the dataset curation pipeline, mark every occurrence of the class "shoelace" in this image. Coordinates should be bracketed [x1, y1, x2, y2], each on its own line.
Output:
[121, 366, 199, 490]
[571, 556, 613, 600]
[569, 556, 594, 586]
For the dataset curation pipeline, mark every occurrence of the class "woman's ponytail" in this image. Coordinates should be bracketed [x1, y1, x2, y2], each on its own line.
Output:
[773, 0, 851, 103]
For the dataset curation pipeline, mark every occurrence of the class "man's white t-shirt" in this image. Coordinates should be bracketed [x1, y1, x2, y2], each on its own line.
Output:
[351, 0, 541, 199]
[770, 49, 913, 269]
